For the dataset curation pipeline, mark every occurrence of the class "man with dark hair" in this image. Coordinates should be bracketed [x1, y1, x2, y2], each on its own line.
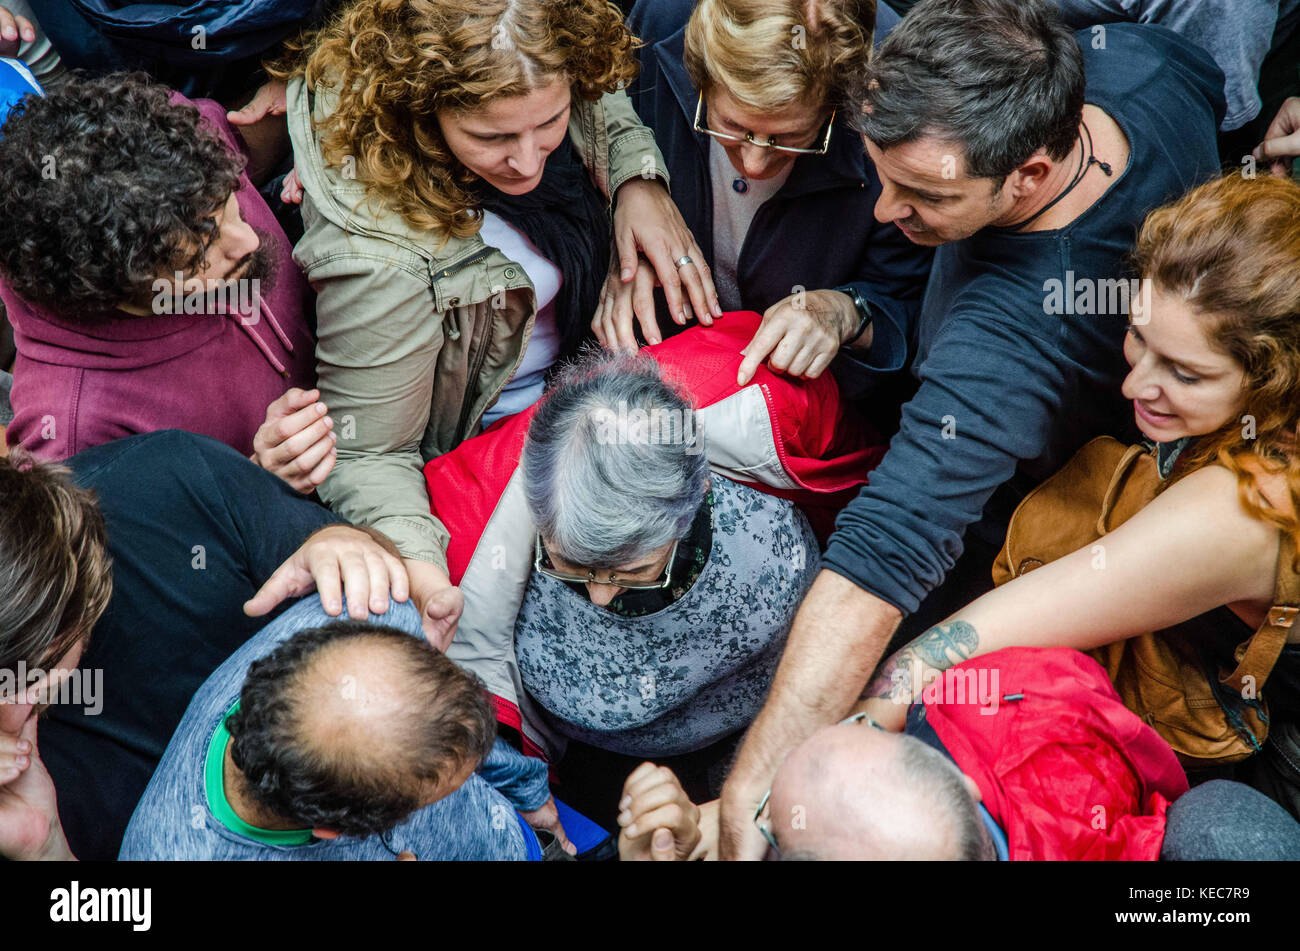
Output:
[882, 0, 1296, 134]
[120, 598, 559, 861]
[0, 455, 111, 703]
[227, 620, 497, 839]
[721, 0, 1228, 857]
[0, 72, 332, 489]
[0, 452, 111, 862]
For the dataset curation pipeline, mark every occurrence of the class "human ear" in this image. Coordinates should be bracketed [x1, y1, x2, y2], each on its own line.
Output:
[1006, 151, 1053, 200]
[961, 773, 983, 804]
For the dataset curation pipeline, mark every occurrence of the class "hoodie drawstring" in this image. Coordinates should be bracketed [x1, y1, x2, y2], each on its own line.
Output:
[226, 295, 291, 378]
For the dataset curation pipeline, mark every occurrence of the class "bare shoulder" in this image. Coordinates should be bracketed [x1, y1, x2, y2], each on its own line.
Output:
[1152, 464, 1276, 534]
[1138, 464, 1282, 591]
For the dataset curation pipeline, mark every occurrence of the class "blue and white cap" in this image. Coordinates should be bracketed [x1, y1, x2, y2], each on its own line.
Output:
[0, 56, 42, 127]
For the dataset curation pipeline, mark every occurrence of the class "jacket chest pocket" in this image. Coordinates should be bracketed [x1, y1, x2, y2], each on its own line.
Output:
[428, 246, 493, 317]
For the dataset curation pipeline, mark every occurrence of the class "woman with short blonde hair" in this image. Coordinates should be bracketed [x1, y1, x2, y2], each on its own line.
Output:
[683, 0, 875, 112]
[615, 0, 931, 398]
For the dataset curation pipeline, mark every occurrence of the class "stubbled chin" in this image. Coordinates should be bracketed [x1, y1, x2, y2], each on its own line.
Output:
[899, 227, 941, 246]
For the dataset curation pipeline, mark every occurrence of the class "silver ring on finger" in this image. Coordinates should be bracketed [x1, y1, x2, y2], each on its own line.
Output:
[675, 255, 694, 270]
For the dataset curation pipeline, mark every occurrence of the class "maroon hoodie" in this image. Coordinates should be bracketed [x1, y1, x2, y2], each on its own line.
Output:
[2, 96, 314, 460]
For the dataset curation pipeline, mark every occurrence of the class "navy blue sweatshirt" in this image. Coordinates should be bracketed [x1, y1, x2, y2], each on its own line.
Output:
[625, 0, 932, 393]
[823, 24, 1226, 614]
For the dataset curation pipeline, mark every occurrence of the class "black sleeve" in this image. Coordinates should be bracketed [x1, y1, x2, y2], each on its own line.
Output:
[833, 212, 934, 397]
[43, 430, 342, 860]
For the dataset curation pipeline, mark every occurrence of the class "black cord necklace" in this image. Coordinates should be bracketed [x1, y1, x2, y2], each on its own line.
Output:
[1007, 120, 1112, 231]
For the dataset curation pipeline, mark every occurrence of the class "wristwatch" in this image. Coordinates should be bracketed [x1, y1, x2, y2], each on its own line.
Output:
[833, 284, 873, 348]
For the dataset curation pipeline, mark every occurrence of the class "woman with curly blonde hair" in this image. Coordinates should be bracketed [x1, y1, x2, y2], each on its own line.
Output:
[616, 0, 931, 390]
[272, 0, 718, 639]
[855, 172, 1300, 817]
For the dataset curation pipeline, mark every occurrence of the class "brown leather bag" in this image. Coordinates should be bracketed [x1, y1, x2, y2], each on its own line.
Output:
[994, 436, 1300, 767]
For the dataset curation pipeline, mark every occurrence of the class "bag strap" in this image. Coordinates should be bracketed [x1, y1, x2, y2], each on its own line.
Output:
[1096, 444, 1150, 535]
[1222, 531, 1300, 693]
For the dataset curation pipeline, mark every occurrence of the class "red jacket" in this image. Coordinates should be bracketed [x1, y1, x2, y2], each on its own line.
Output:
[424, 313, 885, 758]
[926, 647, 1189, 861]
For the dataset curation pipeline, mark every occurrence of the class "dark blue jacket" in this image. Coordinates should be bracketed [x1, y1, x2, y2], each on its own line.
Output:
[625, 0, 931, 393]
[34, 0, 333, 98]
[823, 24, 1227, 615]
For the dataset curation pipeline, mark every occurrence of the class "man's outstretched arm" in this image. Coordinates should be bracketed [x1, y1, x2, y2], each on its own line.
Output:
[719, 570, 901, 860]
[719, 306, 1072, 860]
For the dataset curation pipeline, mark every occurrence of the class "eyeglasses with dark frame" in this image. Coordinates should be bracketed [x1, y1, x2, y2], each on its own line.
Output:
[693, 91, 836, 156]
[753, 710, 884, 855]
[533, 534, 680, 590]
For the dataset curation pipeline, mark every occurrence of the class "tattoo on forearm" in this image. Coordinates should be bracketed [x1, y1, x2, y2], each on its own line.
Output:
[864, 651, 913, 700]
[911, 621, 979, 670]
[861, 621, 980, 704]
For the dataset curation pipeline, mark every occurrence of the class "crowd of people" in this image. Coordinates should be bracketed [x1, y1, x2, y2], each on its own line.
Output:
[1, 0, 1300, 862]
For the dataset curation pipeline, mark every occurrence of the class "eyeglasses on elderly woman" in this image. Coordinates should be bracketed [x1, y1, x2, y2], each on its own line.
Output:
[692, 91, 836, 156]
[533, 534, 680, 590]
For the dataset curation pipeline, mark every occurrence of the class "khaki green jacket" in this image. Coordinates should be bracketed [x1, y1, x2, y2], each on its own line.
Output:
[287, 77, 666, 569]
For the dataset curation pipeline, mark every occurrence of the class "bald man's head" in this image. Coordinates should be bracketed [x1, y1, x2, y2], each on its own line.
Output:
[767, 721, 994, 861]
[228, 620, 496, 837]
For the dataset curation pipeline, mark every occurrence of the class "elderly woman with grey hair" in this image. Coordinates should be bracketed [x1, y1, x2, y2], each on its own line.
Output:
[513, 350, 821, 762]
[423, 312, 884, 819]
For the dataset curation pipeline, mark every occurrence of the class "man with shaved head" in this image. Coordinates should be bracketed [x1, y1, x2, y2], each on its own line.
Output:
[619, 649, 1300, 860]
[766, 717, 995, 861]
[120, 596, 571, 861]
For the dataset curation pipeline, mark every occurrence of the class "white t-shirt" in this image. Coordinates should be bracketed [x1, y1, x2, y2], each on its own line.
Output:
[707, 138, 794, 312]
[477, 210, 563, 429]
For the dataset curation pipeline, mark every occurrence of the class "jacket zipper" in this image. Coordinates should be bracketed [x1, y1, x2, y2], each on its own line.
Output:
[433, 242, 500, 443]
[434, 244, 493, 284]
[454, 307, 495, 445]
[455, 281, 541, 444]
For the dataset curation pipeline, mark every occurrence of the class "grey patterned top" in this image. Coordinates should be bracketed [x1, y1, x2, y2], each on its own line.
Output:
[514, 476, 821, 757]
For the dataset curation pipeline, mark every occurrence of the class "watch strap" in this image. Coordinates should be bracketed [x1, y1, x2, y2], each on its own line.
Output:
[834, 285, 872, 347]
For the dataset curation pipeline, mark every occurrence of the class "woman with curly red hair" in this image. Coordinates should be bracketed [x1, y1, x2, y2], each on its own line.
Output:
[856, 171, 1300, 820]
[275, 0, 719, 638]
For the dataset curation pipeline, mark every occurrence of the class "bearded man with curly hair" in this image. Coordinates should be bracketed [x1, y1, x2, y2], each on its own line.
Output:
[0, 72, 321, 475]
